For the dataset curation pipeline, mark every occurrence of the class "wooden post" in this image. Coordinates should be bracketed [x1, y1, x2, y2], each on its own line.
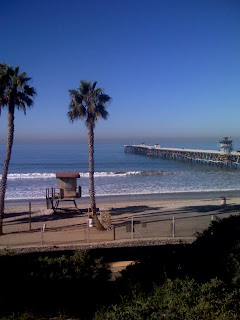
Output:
[113, 225, 116, 241]
[29, 202, 31, 231]
[41, 223, 43, 246]
[131, 217, 134, 240]
[87, 208, 89, 243]
[172, 216, 175, 238]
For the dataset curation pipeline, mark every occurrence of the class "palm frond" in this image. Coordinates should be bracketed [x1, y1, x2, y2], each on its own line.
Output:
[71, 93, 83, 105]
[79, 80, 91, 96]
[0, 63, 7, 72]
[92, 81, 98, 91]
[23, 85, 36, 98]
[14, 66, 19, 76]
[69, 89, 79, 97]
[68, 99, 86, 122]
[95, 105, 109, 120]
[99, 93, 111, 104]
[18, 102, 26, 115]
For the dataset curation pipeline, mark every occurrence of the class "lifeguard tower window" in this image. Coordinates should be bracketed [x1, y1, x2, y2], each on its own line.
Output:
[46, 172, 81, 210]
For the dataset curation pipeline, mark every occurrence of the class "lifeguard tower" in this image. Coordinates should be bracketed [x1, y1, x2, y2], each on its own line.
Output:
[46, 172, 81, 211]
[219, 137, 233, 154]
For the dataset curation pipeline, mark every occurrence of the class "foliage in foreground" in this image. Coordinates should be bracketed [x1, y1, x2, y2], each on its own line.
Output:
[1, 215, 240, 319]
[0, 249, 110, 282]
[30, 249, 110, 281]
[96, 214, 240, 320]
[96, 277, 240, 320]
[0, 250, 110, 318]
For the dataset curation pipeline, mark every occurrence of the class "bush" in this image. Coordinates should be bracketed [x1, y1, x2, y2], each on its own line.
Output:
[226, 241, 240, 285]
[0, 250, 111, 318]
[95, 278, 240, 320]
[95, 215, 240, 319]
[190, 214, 240, 282]
[195, 214, 240, 250]
[30, 249, 110, 281]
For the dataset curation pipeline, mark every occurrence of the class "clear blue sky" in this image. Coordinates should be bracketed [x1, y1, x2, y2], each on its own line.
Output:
[1, 0, 240, 143]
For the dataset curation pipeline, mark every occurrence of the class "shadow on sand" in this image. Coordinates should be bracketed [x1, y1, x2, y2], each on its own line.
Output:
[3, 203, 240, 235]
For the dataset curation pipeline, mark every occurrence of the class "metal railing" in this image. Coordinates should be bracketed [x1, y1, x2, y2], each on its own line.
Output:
[0, 203, 237, 249]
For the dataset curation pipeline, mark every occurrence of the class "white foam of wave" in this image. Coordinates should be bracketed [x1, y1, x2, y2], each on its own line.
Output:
[3, 170, 173, 180]
[5, 173, 56, 180]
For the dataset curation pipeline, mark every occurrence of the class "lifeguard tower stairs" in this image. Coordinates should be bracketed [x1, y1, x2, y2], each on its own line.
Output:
[46, 172, 81, 211]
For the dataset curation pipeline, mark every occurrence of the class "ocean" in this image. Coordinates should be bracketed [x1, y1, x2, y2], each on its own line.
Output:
[1, 140, 240, 201]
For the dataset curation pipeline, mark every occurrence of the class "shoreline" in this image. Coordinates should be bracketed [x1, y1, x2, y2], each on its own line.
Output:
[5, 189, 240, 206]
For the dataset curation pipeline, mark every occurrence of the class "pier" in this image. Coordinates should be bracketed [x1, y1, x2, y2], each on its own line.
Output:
[124, 138, 240, 169]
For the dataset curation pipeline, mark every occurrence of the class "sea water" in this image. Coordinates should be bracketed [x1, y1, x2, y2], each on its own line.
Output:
[1, 140, 240, 200]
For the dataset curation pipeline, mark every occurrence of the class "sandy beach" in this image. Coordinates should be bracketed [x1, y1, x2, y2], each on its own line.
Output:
[0, 190, 239, 252]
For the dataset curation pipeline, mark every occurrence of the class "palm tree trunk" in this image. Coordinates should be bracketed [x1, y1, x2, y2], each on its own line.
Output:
[87, 121, 104, 230]
[87, 120, 96, 213]
[0, 108, 14, 235]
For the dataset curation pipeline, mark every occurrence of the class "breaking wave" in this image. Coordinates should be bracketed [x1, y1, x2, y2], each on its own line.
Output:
[2, 170, 173, 180]
[5, 173, 56, 180]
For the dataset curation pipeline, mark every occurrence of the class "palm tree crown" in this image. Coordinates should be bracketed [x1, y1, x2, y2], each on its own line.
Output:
[68, 80, 110, 124]
[0, 64, 36, 112]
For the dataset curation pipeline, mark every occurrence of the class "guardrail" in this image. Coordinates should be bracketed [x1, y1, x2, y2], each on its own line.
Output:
[0, 203, 237, 249]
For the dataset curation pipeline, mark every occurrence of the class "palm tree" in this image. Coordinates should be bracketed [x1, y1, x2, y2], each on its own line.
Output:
[0, 64, 36, 235]
[68, 81, 111, 229]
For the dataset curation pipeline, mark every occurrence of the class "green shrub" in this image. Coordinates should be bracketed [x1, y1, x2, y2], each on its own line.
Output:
[190, 214, 240, 282]
[195, 214, 240, 250]
[95, 278, 240, 320]
[0, 249, 111, 318]
[0, 312, 35, 320]
[226, 241, 240, 285]
[30, 249, 110, 281]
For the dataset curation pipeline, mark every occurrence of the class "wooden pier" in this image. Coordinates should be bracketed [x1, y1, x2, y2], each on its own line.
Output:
[124, 139, 240, 169]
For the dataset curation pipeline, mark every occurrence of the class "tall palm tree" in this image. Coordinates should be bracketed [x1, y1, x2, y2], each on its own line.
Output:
[68, 81, 111, 228]
[0, 64, 36, 235]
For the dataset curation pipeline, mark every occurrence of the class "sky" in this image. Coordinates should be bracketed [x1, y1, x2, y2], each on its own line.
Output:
[0, 0, 240, 144]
